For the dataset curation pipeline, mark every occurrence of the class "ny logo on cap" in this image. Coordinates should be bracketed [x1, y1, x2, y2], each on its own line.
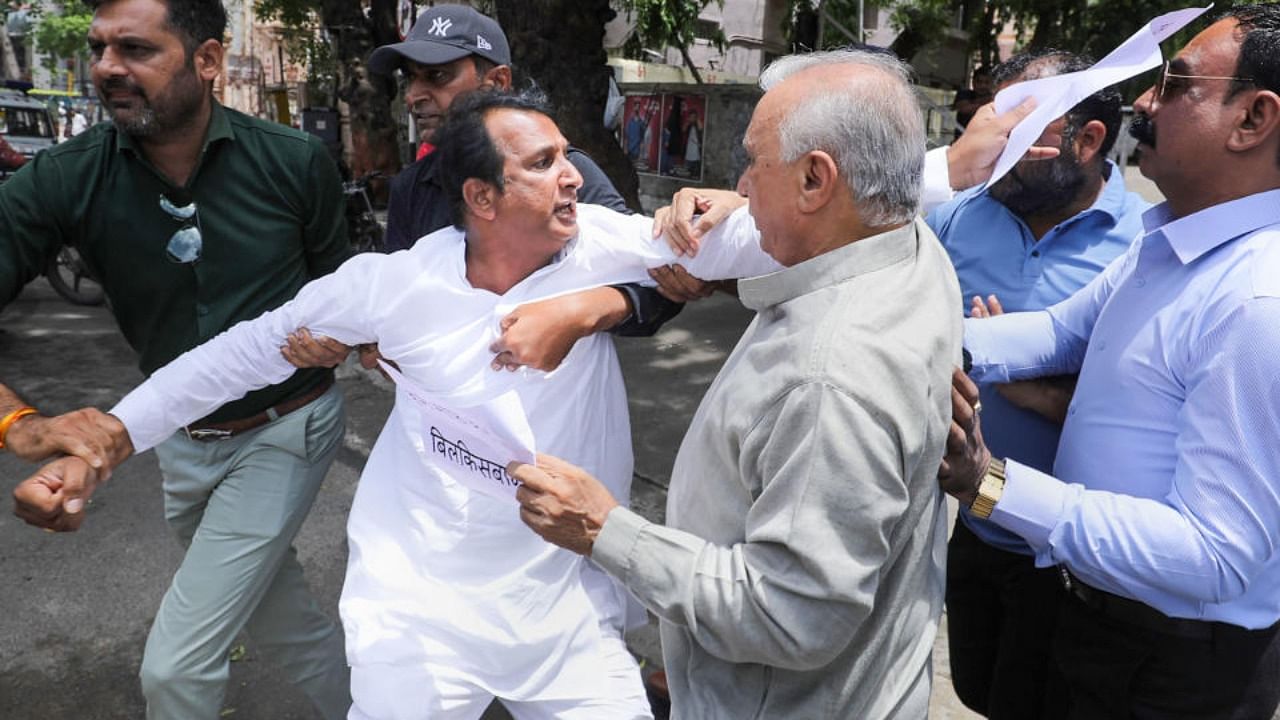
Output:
[429, 17, 453, 37]
[477, 35, 492, 51]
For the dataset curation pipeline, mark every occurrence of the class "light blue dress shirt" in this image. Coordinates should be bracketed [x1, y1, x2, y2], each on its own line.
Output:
[965, 188, 1280, 628]
[929, 163, 1149, 554]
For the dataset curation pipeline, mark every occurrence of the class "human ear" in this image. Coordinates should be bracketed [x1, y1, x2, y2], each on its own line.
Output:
[798, 150, 839, 213]
[482, 65, 514, 92]
[1229, 90, 1280, 154]
[1072, 119, 1108, 165]
[193, 39, 223, 83]
[463, 178, 498, 222]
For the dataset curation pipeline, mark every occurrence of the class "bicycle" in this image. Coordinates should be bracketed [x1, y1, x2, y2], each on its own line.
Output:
[344, 172, 386, 253]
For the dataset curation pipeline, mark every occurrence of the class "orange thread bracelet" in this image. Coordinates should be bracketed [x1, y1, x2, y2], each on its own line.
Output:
[0, 406, 38, 450]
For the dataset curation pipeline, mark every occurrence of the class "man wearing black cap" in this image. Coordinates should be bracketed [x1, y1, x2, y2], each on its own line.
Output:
[371, 5, 632, 252]
[368, 5, 679, 372]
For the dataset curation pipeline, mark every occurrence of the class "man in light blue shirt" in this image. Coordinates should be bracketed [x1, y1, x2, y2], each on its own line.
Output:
[928, 51, 1150, 719]
[940, 6, 1280, 717]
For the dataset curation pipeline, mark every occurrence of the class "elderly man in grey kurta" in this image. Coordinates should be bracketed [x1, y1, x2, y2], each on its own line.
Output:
[511, 50, 961, 719]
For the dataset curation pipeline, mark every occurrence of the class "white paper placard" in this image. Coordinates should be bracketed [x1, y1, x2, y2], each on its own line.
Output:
[380, 360, 536, 502]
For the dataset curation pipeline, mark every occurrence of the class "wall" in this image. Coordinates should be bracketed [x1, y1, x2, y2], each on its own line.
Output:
[618, 81, 761, 214]
[620, 81, 961, 213]
[606, 0, 788, 79]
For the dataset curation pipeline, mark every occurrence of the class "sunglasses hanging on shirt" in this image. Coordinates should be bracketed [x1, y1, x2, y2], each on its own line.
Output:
[159, 193, 203, 264]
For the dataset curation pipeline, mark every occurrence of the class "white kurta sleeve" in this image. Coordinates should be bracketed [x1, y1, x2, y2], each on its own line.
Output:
[111, 255, 384, 452]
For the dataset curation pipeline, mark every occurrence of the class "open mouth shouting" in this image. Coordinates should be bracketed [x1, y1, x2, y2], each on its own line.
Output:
[553, 199, 577, 224]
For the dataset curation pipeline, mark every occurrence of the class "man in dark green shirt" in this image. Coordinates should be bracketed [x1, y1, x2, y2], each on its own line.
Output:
[0, 0, 352, 717]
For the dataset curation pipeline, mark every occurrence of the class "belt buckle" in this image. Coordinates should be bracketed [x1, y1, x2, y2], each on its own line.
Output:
[1058, 566, 1075, 592]
[184, 426, 233, 441]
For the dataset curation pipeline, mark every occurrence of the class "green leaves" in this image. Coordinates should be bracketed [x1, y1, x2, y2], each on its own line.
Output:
[31, 1, 92, 73]
[617, 0, 724, 84]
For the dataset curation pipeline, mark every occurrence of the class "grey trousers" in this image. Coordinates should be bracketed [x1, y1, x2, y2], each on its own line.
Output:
[141, 385, 350, 720]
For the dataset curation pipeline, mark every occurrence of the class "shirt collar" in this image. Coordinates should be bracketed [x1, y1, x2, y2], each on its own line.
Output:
[1142, 188, 1280, 265]
[739, 219, 919, 311]
[1083, 160, 1130, 225]
[115, 99, 234, 155]
[418, 152, 441, 185]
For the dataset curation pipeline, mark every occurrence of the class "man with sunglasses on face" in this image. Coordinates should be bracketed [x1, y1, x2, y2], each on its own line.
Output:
[939, 5, 1280, 717]
[0, 0, 352, 718]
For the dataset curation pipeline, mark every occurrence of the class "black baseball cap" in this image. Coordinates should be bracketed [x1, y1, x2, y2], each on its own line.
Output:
[368, 5, 511, 75]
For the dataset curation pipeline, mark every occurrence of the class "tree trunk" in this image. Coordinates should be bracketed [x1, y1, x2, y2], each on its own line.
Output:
[318, 0, 401, 186]
[0, 22, 20, 81]
[888, 14, 929, 63]
[494, 0, 642, 210]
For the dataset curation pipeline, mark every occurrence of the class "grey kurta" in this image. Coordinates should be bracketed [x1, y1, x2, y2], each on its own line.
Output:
[593, 218, 963, 719]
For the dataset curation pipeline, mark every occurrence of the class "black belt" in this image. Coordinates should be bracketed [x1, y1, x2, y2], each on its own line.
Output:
[1059, 567, 1215, 641]
[182, 374, 335, 442]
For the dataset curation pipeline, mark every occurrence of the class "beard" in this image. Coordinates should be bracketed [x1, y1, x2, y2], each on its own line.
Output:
[988, 140, 1090, 217]
[1129, 113, 1157, 149]
[97, 63, 206, 139]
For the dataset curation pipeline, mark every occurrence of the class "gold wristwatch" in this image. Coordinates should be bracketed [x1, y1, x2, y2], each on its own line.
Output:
[969, 457, 1006, 520]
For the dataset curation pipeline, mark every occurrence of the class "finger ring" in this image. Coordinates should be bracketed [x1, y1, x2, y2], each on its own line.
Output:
[973, 401, 983, 415]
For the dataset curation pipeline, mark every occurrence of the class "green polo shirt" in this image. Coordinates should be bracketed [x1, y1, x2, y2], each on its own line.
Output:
[0, 102, 352, 423]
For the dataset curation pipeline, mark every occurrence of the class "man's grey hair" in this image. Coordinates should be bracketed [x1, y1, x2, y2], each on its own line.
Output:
[759, 49, 925, 226]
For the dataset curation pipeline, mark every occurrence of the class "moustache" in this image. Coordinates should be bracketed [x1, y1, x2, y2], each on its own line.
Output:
[100, 78, 143, 96]
[1129, 114, 1156, 148]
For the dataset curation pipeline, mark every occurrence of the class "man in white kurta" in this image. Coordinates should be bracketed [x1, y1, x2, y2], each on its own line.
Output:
[26, 95, 776, 718]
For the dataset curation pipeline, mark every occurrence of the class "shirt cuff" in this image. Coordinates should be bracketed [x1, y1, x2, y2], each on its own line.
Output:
[109, 382, 170, 454]
[591, 505, 652, 582]
[608, 284, 641, 330]
[920, 146, 955, 215]
[989, 458, 1069, 551]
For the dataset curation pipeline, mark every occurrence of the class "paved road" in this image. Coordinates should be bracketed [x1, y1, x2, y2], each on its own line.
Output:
[0, 278, 976, 718]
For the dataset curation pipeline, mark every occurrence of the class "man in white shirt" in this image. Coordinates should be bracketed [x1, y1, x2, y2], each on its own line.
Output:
[12, 90, 775, 720]
[510, 49, 963, 720]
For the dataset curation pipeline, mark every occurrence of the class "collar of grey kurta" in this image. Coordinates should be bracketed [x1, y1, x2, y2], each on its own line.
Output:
[739, 219, 921, 311]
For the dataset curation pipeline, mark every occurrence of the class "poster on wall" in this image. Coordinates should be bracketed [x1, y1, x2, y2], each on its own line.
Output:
[621, 93, 705, 181]
[622, 95, 662, 174]
[658, 93, 705, 181]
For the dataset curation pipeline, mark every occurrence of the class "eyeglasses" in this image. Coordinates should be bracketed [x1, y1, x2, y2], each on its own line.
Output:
[159, 194, 202, 264]
[1155, 60, 1255, 102]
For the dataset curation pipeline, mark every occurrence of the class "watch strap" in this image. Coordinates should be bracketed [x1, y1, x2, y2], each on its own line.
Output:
[970, 456, 1006, 520]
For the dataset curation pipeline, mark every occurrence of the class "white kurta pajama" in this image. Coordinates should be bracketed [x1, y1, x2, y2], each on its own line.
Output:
[111, 205, 778, 718]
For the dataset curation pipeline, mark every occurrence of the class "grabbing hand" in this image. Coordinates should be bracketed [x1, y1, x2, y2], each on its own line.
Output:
[12, 455, 107, 532]
[490, 288, 629, 372]
[281, 328, 352, 368]
[653, 188, 746, 257]
[937, 367, 991, 507]
[647, 264, 717, 303]
[508, 453, 620, 556]
[948, 98, 1060, 191]
[5, 407, 132, 469]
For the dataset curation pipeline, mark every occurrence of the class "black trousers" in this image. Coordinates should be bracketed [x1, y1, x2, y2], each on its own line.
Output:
[1052, 589, 1280, 720]
[946, 518, 1067, 719]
